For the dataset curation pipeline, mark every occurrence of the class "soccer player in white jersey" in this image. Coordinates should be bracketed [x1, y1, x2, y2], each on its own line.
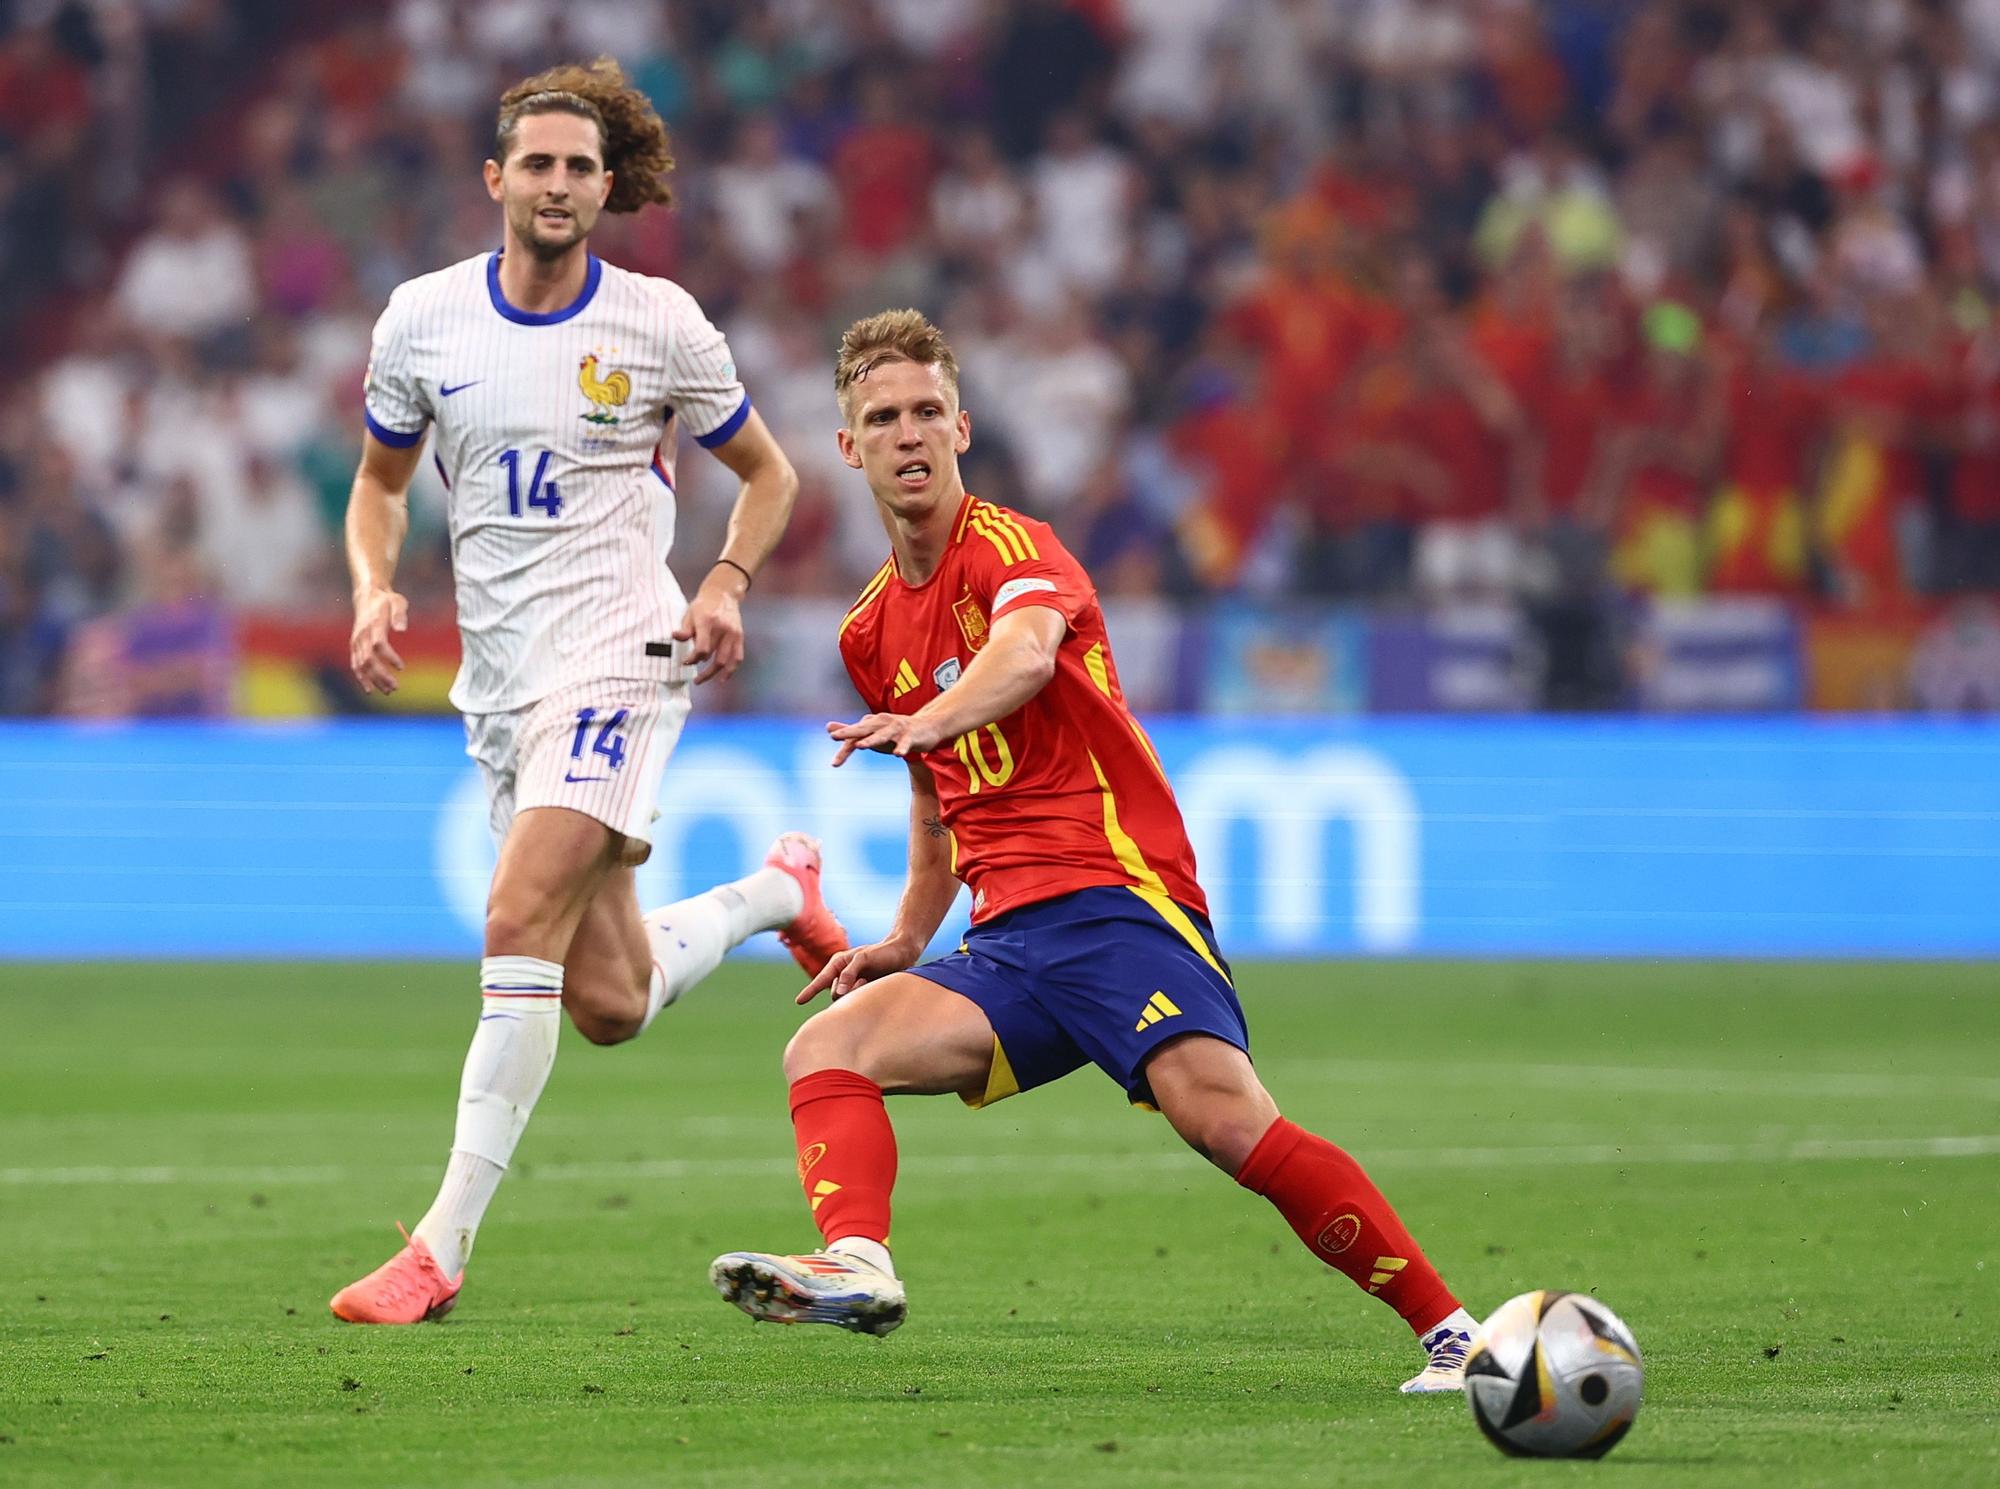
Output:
[328, 59, 848, 1324]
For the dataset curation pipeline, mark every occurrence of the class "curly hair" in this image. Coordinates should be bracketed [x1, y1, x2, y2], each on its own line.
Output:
[834, 309, 961, 419]
[494, 57, 674, 214]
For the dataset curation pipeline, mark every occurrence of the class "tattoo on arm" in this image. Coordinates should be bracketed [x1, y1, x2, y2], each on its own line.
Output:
[923, 814, 947, 839]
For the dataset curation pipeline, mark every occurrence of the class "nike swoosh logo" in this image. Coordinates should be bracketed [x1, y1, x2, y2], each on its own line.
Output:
[564, 772, 608, 783]
[478, 1013, 518, 1023]
[440, 380, 484, 397]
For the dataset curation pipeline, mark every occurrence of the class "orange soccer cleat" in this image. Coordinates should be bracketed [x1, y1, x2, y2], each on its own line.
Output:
[765, 832, 850, 976]
[329, 1225, 463, 1324]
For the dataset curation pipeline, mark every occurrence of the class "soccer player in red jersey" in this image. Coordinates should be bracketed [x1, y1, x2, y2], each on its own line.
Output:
[708, 311, 1478, 1393]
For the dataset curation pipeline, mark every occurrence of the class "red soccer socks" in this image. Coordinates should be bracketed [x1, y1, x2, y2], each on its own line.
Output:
[1236, 1117, 1459, 1336]
[785, 1079, 1460, 1335]
[789, 1069, 897, 1247]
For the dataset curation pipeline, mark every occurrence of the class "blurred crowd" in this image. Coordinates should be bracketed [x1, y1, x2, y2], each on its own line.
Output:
[5, 0, 2000, 717]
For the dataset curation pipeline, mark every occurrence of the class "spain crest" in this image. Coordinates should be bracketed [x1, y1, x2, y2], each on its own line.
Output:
[951, 589, 989, 652]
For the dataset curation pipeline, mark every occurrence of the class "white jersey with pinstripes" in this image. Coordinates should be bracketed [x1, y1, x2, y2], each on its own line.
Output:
[362, 250, 751, 715]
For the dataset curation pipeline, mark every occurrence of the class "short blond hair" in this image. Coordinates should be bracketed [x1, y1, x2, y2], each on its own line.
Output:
[834, 309, 960, 419]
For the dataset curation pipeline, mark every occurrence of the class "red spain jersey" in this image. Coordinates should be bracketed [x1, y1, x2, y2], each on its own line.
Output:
[838, 494, 1206, 925]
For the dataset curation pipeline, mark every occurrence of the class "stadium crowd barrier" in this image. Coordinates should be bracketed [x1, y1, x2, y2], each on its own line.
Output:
[228, 596, 1955, 718]
[0, 718, 1994, 960]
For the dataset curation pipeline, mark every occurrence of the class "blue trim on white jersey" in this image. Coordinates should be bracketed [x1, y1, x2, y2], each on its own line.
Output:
[693, 393, 752, 448]
[364, 408, 426, 448]
[486, 250, 603, 326]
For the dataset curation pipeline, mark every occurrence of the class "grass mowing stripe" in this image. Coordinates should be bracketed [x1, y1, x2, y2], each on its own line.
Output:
[1260, 1058, 2000, 1101]
[7, 1133, 1997, 1188]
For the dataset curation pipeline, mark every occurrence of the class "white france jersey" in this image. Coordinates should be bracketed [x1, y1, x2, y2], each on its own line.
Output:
[362, 251, 750, 714]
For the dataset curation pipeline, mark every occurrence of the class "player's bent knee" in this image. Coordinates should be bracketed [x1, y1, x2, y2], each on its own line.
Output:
[1173, 1109, 1272, 1175]
[568, 1002, 642, 1046]
[1147, 1052, 1280, 1172]
[783, 1011, 863, 1083]
[484, 902, 551, 957]
[562, 973, 647, 1047]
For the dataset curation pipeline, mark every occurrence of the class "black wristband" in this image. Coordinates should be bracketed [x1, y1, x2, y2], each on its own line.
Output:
[712, 557, 753, 590]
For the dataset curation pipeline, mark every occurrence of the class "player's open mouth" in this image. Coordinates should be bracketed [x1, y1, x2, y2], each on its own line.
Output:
[537, 208, 572, 225]
[895, 461, 930, 488]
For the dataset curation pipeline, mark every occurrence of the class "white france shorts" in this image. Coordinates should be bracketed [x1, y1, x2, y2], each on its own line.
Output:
[463, 675, 691, 854]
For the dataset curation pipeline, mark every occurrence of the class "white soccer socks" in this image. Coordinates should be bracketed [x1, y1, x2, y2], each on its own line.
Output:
[638, 867, 805, 1030]
[412, 954, 563, 1277]
[413, 1150, 503, 1281]
[828, 1236, 897, 1280]
[1430, 1306, 1479, 1341]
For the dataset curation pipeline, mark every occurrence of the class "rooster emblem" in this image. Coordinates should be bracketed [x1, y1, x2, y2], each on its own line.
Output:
[578, 353, 631, 426]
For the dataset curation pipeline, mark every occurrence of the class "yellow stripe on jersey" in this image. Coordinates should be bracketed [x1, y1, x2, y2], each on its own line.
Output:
[968, 515, 1019, 566]
[974, 503, 1040, 559]
[1089, 750, 1166, 893]
[842, 561, 893, 627]
[839, 560, 895, 639]
[1128, 717, 1170, 786]
[989, 504, 1040, 559]
[971, 510, 1011, 560]
[953, 495, 976, 542]
[1087, 751, 1230, 983]
[969, 511, 1028, 565]
[1083, 641, 1111, 696]
[1081, 638, 1171, 786]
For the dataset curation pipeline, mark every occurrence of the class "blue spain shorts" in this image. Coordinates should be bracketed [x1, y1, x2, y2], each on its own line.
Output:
[908, 884, 1247, 1109]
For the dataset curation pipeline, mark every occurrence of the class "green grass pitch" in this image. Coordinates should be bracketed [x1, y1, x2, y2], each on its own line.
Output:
[1, 960, 1995, 1487]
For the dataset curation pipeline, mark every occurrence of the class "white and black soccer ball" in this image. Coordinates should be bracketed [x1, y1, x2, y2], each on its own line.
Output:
[1464, 1290, 1643, 1460]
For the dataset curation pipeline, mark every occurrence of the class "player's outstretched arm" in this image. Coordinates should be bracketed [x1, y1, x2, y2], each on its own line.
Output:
[345, 431, 424, 694]
[799, 757, 959, 1004]
[828, 605, 1065, 764]
[675, 409, 799, 684]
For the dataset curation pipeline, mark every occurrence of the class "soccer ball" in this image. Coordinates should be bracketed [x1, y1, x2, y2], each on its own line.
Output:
[1464, 1290, 1643, 1459]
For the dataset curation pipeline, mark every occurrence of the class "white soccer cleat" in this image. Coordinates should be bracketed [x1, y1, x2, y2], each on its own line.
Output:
[709, 1249, 907, 1336]
[1402, 1319, 1476, 1393]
